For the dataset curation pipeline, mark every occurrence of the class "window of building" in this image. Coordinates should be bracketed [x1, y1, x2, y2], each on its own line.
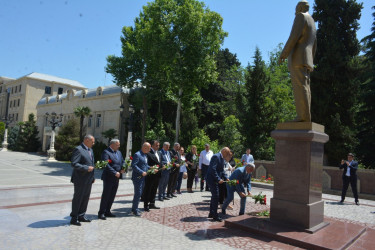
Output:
[19, 85, 21, 92]
[17, 99, 20, 107]
[15, 86, 17, 93]
[13, 100, 16, 107]
[58, 87, 63, 94]
[88, 115, 92, 127]
[45, 86, 52, 94]
[96, 114, 101, 127]
[97, 89, 102, 96]
[11, 87, 13, 94]
[0, 86, 2, 93]
[15, 113, 18, 121]
[10, 101, 12, 108]
[45, 116, 48, 126]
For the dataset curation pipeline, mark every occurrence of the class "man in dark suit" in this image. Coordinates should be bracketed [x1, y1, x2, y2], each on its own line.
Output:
[167, 142, 181, 198]
[279, 0, 317, 122]
[206, 147, 232, 222]
[340, 153, 359, 205]
[131, 142, 151, 216]
[158, 142, 171, 201]
[70, 134, 95, 226]
[143, 140, 162, 211]
[98, 139, 125, 220]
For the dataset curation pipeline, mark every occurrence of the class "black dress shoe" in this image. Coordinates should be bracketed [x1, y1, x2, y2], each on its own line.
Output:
[212, 216, 223, 222]
[104, 212, 116, 217]
[208, 213, 213, 218]
[167, 194, 173, 198]
[171, 194, 177, 197]
[356, 201, 360, 206]
[98, 214, 106, 220]
[222, 209, 226, 215]
[70, 218, 81, 226]
[158, 198, 164, 202]
[144, 207, 150, 212]
[149, 204, 160, 209]
[340, 199, 344, 203]
[164, 197, 170, 200]
[239, 212, 244, 216]
[78, 216, 91, 222]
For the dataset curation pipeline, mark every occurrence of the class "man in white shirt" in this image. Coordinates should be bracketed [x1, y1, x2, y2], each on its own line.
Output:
[241, 148, 254, 166]
[199, 143, 213, 191]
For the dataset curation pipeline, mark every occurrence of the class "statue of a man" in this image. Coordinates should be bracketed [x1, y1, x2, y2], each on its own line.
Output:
[279, 0, 317, 122]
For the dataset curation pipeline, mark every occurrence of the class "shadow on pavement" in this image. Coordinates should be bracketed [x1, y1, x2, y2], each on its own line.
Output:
[28, 220, 69, 228]
[40, 160, 103, 179]
[325, 201, 346, 205]
[180, 216, 208, 222]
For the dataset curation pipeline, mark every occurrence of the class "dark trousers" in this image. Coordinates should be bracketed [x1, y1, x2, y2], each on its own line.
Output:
[143, 174, 160, 206]
[158, 170, 170, 199]
[98, 177, 119, 214]
[207, 181, 219, 217]
[167, 169, 179, 195]
[218, 182, 227, 204]
[187, 168, 197, 189]
[200, 164, 209, 191]
[132, 179, 145, 212]
[176, 172, 184, 192]
[71, 181, 93, 218]
[341, 175, 359, 202]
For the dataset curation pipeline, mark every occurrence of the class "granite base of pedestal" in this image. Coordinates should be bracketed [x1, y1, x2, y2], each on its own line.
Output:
[224, 215, 367, 250]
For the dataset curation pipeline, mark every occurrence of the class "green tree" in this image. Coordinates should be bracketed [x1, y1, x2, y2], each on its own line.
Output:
[191, 129, 219, 154]
[18, 113, 41, 152]
[106, 0, 227, 141]
[55, 119, 80, 161]
[102, 128, 118, 146]
[0, 122, 4, 143]
[357, 6, 375, 168]
[218, 115, 243, 157]
[73, 106, 91, 142]
[311, 0, 363, 164]
[7, 123, 21, 151]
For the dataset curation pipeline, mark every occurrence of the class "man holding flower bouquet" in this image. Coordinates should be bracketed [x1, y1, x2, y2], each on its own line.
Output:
[131, 142, 151, 216]
[143, 140, 163, 211]
[222, 163, 255, 216]
[98, 139, 125, 220]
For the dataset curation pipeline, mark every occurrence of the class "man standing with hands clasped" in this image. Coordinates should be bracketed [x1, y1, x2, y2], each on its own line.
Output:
[98, 139, 125, 220]
[131, 142, 151, 216]
[206, 147, 232, 222]
[70, 134, 95, 226]
[340, 153, 359, 205]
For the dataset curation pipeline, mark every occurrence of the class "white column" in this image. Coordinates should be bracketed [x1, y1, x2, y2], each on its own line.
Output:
[47, 129, 57, 161]
[1, 128, 8, 151]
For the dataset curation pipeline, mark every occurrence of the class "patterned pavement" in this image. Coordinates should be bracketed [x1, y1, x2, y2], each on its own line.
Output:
[0, 151, 374, 249]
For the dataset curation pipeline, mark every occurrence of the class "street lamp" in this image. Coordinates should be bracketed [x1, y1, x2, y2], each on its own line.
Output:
[1, 88, 11, 151]
[125, 104, 135, 160]
[45, 112, 63, 161]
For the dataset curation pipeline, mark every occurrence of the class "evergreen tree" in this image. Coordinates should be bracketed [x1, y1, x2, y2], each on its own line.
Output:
[311, 0, 363, 165]
[55, 119, 80, 161]
[19, 113, 41, 152]
[73, 106, 91, 142]
[357, 6, 375, 168]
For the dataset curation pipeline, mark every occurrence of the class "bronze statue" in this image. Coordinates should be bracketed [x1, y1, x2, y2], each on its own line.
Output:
[279, 0, 317, 122]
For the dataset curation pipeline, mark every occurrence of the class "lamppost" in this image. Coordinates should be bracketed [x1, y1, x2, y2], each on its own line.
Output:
[1, 88, 11, 151]
[125, 104, 135, 161]
[45, 112, 63, 161]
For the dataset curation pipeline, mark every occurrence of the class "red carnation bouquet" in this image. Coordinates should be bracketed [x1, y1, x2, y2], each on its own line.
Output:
[226, 179, 239, 186]
[252, 192, 267, 205]
[95, 160, 110, 169]
[147, 165, 159, 175]
[122, 156, 133, 172]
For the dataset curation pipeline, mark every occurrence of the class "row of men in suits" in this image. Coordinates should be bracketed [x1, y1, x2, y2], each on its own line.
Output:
[69, 135, 126, 226]
[131, 140, 182, 216]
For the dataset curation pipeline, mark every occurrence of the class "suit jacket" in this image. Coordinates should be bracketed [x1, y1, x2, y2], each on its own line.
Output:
[71, 143, 95, 184]
[281, 12, 317, 71]
[206, 152, 228, 185]
[160, 149, 172, 169]
[228, 166, 252, 193]
[340, 160, 358, 178]
[170, 149, 180, 173]
[147, 148, 162, 176]
[101, 147, 124, 181]
[131, 150, 149, 181]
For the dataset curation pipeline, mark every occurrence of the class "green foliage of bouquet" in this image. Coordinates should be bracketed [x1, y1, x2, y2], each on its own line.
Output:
[252, 192, 267, 205]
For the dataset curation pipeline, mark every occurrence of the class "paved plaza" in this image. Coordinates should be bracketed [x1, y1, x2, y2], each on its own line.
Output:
[0, 151, 374, 249]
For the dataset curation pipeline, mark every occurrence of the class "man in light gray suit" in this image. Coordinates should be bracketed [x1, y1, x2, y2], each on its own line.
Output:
[70, 134, 95, 226]
[279, 0, 317, 122]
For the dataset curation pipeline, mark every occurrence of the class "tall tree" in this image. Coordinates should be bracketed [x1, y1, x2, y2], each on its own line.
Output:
[357, 6, 375, 168]
[311, 0, 363, 165]
[106, 0, 227, 142]
[73, 106, 91, 142]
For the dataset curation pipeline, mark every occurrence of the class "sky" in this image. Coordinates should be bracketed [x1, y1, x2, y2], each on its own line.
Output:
[0, 0, 373, 89]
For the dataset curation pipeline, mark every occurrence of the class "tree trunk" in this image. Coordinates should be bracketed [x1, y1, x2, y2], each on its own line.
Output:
[80, 115, 84, 142]
[175, 88, 183, 142]
[142, 96, 147, 143]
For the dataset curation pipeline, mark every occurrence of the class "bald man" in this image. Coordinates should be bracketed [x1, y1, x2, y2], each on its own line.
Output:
[206, 147, 232, 222]
[279, 0, 317, 122]
[131, 142, 151, 216]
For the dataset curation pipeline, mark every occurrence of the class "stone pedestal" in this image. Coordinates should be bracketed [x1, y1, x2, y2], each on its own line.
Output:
[270, 122, 329, 232]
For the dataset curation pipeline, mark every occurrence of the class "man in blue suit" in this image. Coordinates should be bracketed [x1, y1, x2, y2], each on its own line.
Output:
[131, 142, 151, 216]
[206, 147, 232, 222]
[98, 139, 125, 220]
[70, 134, 95, 226]
[158, 142, 172, 201]
[340, 153, 359, 205]
[222, 164, 255, 216]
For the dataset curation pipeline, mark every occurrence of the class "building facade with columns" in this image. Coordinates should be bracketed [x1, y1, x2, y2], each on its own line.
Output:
[0, 73, 86, 126]
[36, 85, 130, 151]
